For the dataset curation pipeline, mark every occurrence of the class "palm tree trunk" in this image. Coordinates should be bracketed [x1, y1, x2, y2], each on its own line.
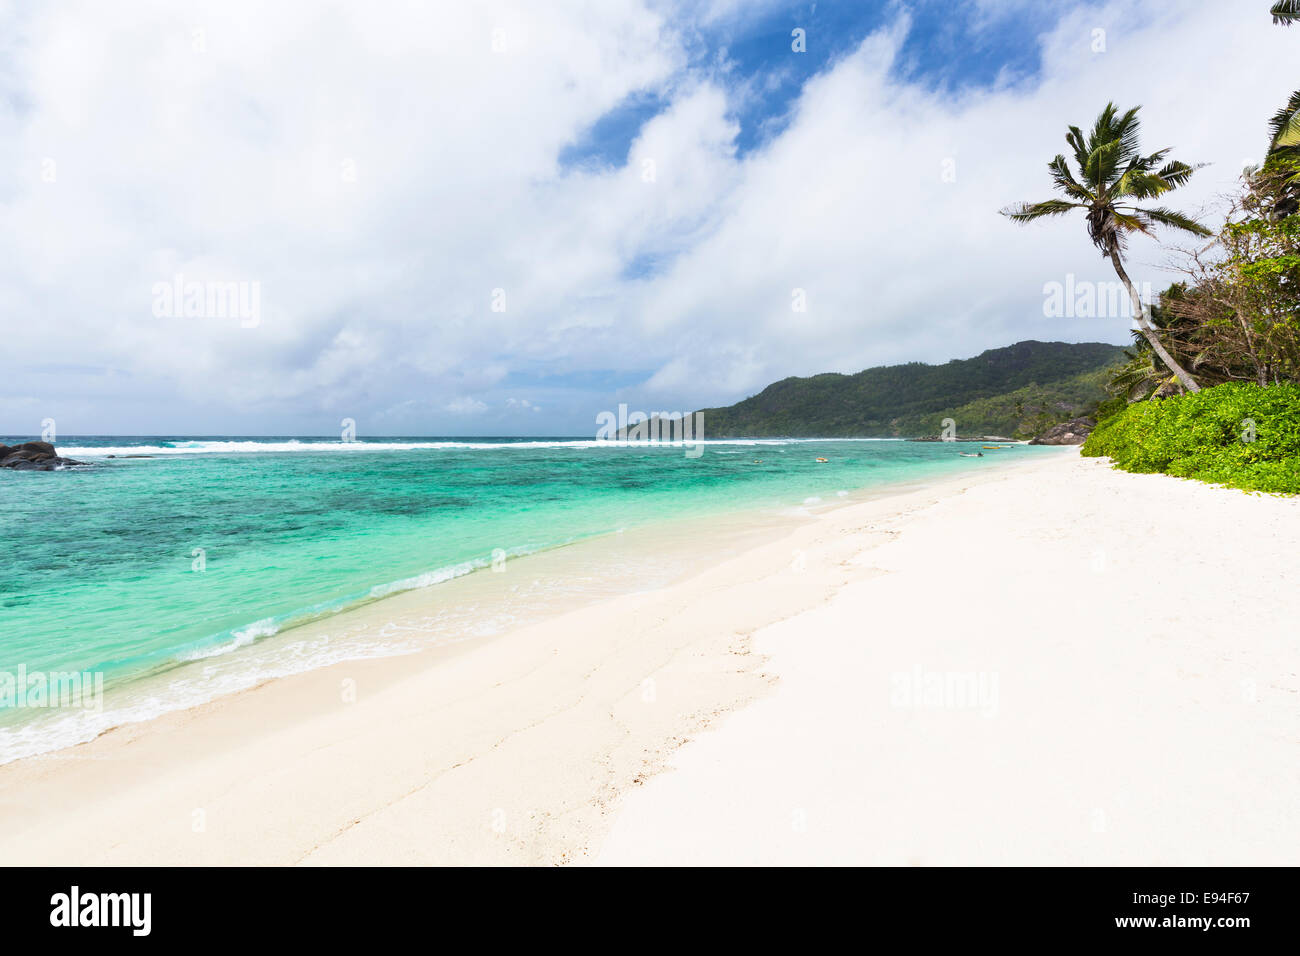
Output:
[1108, 249, 1201, 393]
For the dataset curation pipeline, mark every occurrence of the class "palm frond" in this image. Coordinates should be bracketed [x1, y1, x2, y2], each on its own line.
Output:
[1130, 147, 1170, 174]
[1119, 171, 1175, 201]
[1153, 160, 1199, 188]
[1086, 137, 1124, 191]
[1110, 106, 1144, 168]
[1005, 103, 1205, 266]
[1076, 105, 1147, 190]
[1001, 199, 1082, 222]
[1269, 90, 1300, 149]
[1065, 126, 1091, 177]
[1047, 155, 1093, 200]
[1088, 102, 1119, 146]
[1274, 0, 1300, 26]
[1130, 206, 1213, 237]
[1110, 210, 1153, 243]
[1107, 350, 1163, 401]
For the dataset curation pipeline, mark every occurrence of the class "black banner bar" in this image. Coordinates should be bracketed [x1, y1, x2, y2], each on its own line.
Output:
[0, 866, 1291, 944]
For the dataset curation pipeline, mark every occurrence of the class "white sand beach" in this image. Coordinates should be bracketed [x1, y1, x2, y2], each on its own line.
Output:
[1, 450, 1296, 866]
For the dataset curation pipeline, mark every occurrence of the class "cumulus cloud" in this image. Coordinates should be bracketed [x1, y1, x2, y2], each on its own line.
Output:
[0, 0, 1293, 435]
[445, 396, 489, 415]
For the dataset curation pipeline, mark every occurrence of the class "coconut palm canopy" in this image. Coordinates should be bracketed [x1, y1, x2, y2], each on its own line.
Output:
[1002, 103, 1211, 392]
[1271, 4, 1300, 148]
[1270, 91, 1300, 152]
[1274, 0, 1300, 26]
[1002, 103, 1211, 257]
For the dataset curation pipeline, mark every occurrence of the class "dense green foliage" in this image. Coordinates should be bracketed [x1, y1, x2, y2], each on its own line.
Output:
[1081, 382, 1300, 493]
[938, 366, 1115, 439]
[696, 341, 1126, 438]
[1139, 174, 1300, 388]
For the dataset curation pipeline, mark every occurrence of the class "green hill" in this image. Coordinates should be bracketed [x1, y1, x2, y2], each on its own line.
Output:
[695, 340, 1127, 439]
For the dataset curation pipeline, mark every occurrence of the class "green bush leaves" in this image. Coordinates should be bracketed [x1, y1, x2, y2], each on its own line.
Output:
[1081, 382, 1300, 493]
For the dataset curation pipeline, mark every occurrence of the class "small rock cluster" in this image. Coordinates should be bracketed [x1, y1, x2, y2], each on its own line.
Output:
[1029, 417, 1096, 446]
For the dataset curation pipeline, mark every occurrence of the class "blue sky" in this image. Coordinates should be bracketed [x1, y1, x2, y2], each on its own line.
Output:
[517, 0, 1110, 409]
[550, 0, 1077, 397]
[0, 0, 1293, 436]
[564, 0, 1066, 170]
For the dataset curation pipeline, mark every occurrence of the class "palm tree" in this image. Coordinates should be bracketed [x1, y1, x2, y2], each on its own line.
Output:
[1271, 3, 1300, 147]
[1003, 103, 1211, 392]
[1269, 91, 1300, 152]
[1266, 88, 1300, 218]
[1263, 3, 1300, 216]
[1108, 347, 1164, 402]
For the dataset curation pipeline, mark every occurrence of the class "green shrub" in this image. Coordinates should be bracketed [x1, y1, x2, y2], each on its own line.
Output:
[1093, 395, 1128, 422]
[1080, 382, 1300, 494]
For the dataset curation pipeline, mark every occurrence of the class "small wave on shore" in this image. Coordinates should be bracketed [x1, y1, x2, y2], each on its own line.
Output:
[59, 437, 905, 457]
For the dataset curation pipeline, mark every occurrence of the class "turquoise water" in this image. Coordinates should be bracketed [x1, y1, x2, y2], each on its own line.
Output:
[0, 435, 1053, 759]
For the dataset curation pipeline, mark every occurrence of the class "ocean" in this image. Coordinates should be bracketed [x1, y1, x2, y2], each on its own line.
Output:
[0, 435, 1053, 761]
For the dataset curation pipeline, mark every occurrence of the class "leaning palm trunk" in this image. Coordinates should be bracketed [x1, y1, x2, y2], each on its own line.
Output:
[1107, 249, 1201, 392]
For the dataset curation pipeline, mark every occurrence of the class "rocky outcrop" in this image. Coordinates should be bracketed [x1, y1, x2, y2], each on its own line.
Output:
[1029, 417, 1096, 445]
[0, 441, 87, 471]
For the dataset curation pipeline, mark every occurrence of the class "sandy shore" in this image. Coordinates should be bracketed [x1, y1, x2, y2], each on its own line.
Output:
[1, 450, 1296, 865]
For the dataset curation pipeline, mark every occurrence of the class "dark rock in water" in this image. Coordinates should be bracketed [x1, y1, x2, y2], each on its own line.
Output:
[0, 440, 87, 471]
[1, 440, 56, 459]
[1030, 417, 1096, 445]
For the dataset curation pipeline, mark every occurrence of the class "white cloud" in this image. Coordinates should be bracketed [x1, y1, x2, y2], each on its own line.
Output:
[0, 0, 1294, 434]
[445, 396, 489, 415]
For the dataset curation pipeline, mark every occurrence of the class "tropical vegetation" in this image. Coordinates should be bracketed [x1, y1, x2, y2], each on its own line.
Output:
[1082, 383, 1300, 494]
[1032, 5, 1300, 493]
